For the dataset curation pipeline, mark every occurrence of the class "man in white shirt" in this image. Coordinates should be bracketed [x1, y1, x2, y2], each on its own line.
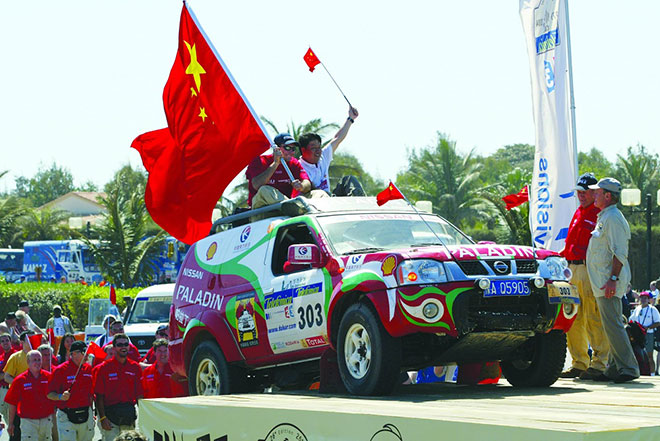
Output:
[649, 280, 659, 305]
[18, 300, 45, 336]
[298, 106, 365, 197]
[629, 291, 660, 374]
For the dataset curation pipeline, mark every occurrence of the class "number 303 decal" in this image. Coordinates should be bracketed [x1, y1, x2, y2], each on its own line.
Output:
[298, 303, 323, 330]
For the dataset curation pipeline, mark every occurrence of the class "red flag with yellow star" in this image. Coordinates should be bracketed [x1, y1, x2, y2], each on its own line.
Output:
[303, 47, 321, 72]
[132, 3, 270, 244]
[376, 181, 405, 206]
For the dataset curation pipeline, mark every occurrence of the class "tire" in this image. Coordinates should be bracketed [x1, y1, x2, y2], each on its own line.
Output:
[337, 303, 401, 395]
[501, 330, 567, 387]
[188, 341, 243, 395]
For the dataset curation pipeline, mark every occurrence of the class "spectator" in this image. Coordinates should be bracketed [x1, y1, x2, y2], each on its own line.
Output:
[93, 333, 143, 441]
[622, 284, 635, 318]
[586, 177, 639, 383]
[45, 306, 74, 338]
[13, 312, 29, 337]
[48, 341, 94, 441]
[101, 321, 139, 362]
[0, 333, 17, 427]
[141, 339, 187, 399]
[629, 291, 660, 375]
[77, 277, 87, 286]
[5, 350, 55, 441]
[94, 315, 117, 348]
[57, 334, 76, 365]
[246, 133, 312, 208]
[0, 313, 20, 347]
[17, 301, 46, 337]
[37, 345, 58, 373]
[4, 331, 34, 384]
[14, 276, 26, 284]
[298, 106, 365, 197]
[650, 280, 659, 305]
[140, 325, 169, 365]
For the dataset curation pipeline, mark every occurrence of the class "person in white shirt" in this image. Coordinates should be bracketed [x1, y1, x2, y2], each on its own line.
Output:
[17, 300, 45, 336]
[649, 280, 659, 305]
[629, 291, 660, 375]
[298, 106, 365, 197]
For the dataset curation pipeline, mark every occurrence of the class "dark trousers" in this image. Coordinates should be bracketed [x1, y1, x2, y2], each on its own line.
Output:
[332, 175, 366, 197]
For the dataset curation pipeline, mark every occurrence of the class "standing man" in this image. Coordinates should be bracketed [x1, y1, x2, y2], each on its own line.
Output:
[4, 350, 55, 441]
[140, 325, 169, 366]
[649, 280, 659, 305]
[246, 134, 312, 208]
[0, 313, 20, 347]
[628, 291, 660, 375]
[141, 339, 187, 399]
[48, 341, 94, 441]
[18, 301, 46, 337]
[93, 333, 143, 441]
[298, 106, 365, 197]
[586, 177, 639, 383]
[4, 331, 34, 384]
[101, 321, 139, 362]
[45, 306, 74, 338]
[0, 333, 17, 427]
[559, 173, 609, 380]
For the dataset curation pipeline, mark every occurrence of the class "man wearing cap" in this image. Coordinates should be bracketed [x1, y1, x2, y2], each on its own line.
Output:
[94, 333, 143, 441]
[140, 325, 169, 366]
[586, 177, 639, 383]
[141, 339, 187, 399]
[45, 306, 74, 338]
[0, 333, 17, 427]
[246, 133, 312, 208]
[48, 341, 94, 441]
[0, 313, 20, 347]
[18, 300, 45, 337]
[94, 315, 117, 348]
[4, 331, 35, 385]
[559, 173, 610, 380]
[298, 106, 365, 197]
[5, 350, 55, 441]
[629, 291, 660, 375]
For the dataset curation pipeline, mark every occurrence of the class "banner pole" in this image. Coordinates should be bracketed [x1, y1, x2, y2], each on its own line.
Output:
[564, 0, 578, 178]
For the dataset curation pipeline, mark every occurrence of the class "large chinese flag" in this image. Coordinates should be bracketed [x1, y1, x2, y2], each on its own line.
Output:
[132, 4, 270, 244]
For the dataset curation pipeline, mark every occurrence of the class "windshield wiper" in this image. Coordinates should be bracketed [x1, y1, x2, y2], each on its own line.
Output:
[410, 242, 445, 247]
[345, 247, 386, 255]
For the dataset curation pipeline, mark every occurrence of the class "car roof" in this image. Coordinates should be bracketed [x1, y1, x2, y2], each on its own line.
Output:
[135, 283, 175, 298]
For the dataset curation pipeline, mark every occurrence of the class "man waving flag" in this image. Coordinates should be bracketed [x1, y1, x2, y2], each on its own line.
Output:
[132, 3, 271, 245]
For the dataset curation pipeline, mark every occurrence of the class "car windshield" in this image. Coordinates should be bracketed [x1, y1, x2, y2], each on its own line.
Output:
[127, 296, 172, 324]
[317, 213, 473, 255]
[0, 251, 22, 272]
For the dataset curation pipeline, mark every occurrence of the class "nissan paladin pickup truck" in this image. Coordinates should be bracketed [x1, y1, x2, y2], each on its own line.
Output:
[169, 197, 579, 396]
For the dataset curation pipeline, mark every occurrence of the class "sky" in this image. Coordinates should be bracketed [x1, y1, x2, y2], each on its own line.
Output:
[1, 1, 658, 196]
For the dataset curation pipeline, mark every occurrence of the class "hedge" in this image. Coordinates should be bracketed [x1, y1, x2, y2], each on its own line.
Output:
[0, 283, 142, 332]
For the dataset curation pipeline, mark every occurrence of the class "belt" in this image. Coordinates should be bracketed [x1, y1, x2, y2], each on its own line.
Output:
[568, 260, 585, 265]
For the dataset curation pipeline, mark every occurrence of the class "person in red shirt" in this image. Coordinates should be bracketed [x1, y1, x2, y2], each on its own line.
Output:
[141, 339, 187, 399]
[140, 325, 169, 366]
[246, 133, 312, 208]
[94, 333, 143, 441]
[5, 350, 55, 440]
[101, 321, 140, 362]
[0, 333, 17, 426]
[48, 341, 94, 441]
[559, 172, 609, 380]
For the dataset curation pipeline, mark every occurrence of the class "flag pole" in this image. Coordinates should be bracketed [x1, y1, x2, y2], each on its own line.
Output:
[564, 0, 579, 178]
[389, 181, 447, 247]
[320, 63, 352, 108]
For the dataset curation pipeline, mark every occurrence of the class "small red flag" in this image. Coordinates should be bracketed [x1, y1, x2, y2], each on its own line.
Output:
[28, 334, 43, 350]
[132, 4, 270, 245]
[109, 284, 116, 305]
[87, 341, 107, 362]
[377, 181, 405, 206]
[502, 185, 529, 210]
[303, 47, 321, 72]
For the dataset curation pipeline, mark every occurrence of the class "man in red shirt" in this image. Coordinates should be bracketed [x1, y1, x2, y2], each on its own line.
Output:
[48, 341, 94, 441]
[559, 173, 610, 380]
[246, 133, 312, 208]
[94, 333, 143, 441]
[101, 321, 140, 362]
[5, 350, 55, 440]
[139, 325, 169, 366]
[141, 339, 187, 399]
[0, 333, 17, 427]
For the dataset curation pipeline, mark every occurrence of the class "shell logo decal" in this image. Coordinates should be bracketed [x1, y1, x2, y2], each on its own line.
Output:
[381, 255, 397, 276]
[206, 242, 218, 260]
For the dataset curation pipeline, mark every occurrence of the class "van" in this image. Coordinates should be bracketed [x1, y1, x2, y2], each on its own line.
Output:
[124, 284, 174, 355]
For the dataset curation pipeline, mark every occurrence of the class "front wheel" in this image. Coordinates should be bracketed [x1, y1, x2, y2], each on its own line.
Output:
[501, 330, 567, 387]
[189, 341, 242, 395]
[337, 303, 401, 395]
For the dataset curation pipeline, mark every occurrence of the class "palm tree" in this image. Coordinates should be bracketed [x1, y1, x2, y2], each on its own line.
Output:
[616, 144, 659, 200]
[261, 117, 339, 147]
[85, 184, 166, 288]
[396, 133, 485, 228]
[13, 208, 71, 243]
[0, 197, 28, 248]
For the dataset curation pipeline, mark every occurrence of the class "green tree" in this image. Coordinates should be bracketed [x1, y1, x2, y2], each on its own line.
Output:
[14, 208, 71, 243]
[578, 148, 615, 178]
[261, 117, 339, 150]
[328, 152, 384, 196]
[103, 165, 147, 202]
[479, 144, 534, 185]
[0, 171, 28, 247]
[397, 133, 484, 228]
[615, 144, 659, 202]
[87, 177, 165, 288]
[14, 163, 77, 206]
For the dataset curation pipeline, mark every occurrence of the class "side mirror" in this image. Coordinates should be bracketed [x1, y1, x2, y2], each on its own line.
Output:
[287, 244, 321, 267]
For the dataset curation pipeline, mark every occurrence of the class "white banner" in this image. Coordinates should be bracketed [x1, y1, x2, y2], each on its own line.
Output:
[520, 0, 577, 252]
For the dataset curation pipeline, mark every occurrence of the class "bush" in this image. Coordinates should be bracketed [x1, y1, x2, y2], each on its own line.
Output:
[0, 282, 142, 331]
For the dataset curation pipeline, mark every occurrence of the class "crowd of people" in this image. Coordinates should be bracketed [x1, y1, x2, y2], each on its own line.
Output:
[0, 301, 184, 441]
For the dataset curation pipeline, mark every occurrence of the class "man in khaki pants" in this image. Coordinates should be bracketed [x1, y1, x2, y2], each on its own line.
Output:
[559, 173, 610, 380]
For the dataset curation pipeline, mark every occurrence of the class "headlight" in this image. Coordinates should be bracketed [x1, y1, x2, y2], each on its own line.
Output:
[396, 260, 447, 285]
[545, 256, 569, 280]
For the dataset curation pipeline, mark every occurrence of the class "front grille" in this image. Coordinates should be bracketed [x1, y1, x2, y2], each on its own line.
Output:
[485, 260, 511, 275]
[130, 335, 155, 354]
[457, 261, 488, 275]
[516, 259, 538, 273]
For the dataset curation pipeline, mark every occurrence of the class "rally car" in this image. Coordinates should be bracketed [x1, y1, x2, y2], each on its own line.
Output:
[168, 197, 579, 396]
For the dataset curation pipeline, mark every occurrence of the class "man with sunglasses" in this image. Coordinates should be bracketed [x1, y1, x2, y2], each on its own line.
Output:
[94, 333, 143, 441]
[48, 341, 94, 441]
[246, 133, 312, 208]
[101, 321, 139, 363]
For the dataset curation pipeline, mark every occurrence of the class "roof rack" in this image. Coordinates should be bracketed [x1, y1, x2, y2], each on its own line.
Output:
[209, 197, 314, 234]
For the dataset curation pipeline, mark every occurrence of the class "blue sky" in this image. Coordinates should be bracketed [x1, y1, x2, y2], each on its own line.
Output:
[1, 1, 658, 195]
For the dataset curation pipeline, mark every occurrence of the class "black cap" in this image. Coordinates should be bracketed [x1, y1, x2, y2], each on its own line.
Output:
[574, 173, 598, 191]
[18, 300, 29, 307]
[70, 341, 87, 352]
[5, 312, 16, 320]
[273, 133, 299, 147]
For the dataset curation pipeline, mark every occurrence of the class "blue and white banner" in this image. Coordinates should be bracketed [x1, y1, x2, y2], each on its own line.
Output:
[520, 0, 578, 252]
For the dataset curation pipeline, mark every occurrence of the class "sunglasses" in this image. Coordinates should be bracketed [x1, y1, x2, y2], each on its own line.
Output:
[280, 145, 296, 152]
[114, 342, 129, 348]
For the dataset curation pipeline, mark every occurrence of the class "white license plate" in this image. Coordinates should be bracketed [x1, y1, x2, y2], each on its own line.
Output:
[547, 282, 580, 304]
[484, 280, 531, 298]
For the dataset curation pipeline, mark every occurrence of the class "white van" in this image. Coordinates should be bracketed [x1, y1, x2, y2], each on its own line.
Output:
[124, 284, 174, 355]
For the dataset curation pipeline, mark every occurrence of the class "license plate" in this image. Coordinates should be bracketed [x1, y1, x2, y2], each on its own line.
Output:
[484, 279, 531, 298]
[547, 282, 580, 304]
